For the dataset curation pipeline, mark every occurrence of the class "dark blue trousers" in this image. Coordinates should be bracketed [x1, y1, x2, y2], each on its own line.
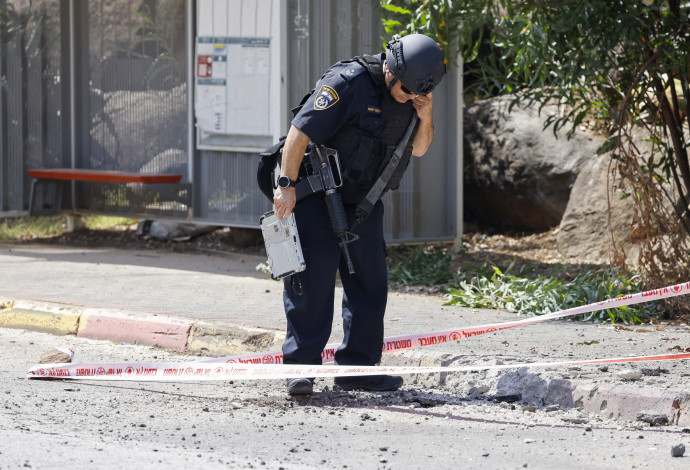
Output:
[281, 194, 387, 366]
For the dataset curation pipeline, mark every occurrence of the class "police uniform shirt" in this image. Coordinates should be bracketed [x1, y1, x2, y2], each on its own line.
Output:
[292, 58, 383, 145]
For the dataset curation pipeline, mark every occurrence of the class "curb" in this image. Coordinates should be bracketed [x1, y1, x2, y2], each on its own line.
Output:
[384, 350, 690, 426]
[188, 321, 285, 357]
[0, 298, 285, 357]
[0, 306, 80, 336]
[4, 298, 689, 427]
[78, 310, 192, 350]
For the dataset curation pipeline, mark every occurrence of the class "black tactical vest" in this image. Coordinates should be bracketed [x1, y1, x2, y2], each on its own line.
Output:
[326, 54, 418, 204]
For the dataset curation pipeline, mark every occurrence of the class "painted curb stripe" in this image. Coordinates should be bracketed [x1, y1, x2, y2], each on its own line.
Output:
[26, 281, 690, 381]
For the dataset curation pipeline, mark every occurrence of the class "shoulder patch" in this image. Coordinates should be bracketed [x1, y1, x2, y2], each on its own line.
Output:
[314, 85, 339, 111]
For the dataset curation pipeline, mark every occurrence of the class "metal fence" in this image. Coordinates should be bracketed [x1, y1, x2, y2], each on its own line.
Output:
[1, 0, 460, 243]
[0, 0, 63, 214]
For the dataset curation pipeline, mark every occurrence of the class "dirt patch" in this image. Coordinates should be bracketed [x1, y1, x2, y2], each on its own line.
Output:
[10, 222, 602, 280]
[9, 222, 266, 257]
[453, 229, 607, 278]
[11, 222, 589, 275]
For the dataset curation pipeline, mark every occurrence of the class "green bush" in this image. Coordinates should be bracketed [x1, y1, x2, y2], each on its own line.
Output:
[387, 243, 454, 287]
[445, 262, 660, 324]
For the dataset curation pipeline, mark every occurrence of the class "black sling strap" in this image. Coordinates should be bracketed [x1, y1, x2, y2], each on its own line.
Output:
[353, 113, 418, 226]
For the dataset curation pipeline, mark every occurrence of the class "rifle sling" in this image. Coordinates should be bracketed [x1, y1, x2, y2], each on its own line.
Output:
[354, 113, 418, 225]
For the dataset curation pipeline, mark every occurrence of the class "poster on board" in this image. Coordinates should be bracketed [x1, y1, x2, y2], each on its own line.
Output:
[195, 0, 275, 150]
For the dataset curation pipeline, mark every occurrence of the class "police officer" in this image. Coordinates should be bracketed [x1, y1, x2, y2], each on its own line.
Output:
[273, 34, 446, 395]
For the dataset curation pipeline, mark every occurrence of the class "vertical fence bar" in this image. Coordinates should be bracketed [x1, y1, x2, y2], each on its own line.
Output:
[6, 15, 25, 210]
[0, 0, 6, 211]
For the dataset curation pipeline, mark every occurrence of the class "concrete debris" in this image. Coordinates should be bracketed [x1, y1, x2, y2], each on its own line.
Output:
[616, 369, 643, 381]
[636, 410, 669, 426]
[495, 367, 547, 406]
[671, 444, 685, 457]
[38, 348, 73, 364]
[468, 384, 490, 396]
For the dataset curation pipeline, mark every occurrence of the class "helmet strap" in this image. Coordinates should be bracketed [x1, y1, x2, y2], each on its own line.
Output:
[383, 61, 397, 93]
[387, 76, 397, 93]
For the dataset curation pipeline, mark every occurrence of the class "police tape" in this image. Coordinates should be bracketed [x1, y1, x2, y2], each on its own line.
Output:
[27, 352, 690, 381]
[192, 280, 690, 366]
[25, 280, 690, 381]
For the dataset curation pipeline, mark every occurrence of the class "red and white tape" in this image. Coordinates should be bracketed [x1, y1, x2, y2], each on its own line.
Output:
[26, 281, 690, 381]
[194, 280, 690, 366]
[27, 353, 690, 381]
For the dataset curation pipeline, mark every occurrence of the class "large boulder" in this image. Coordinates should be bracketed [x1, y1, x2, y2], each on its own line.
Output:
[556, 153, 637, 264]
[464, 97, 603, 231]
[556, 131, 685, 266]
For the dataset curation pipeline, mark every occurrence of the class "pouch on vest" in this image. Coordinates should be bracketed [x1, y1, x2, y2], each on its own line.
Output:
[341, 135, 377, 186]
[257, 136, 286, 202]
[256, 89, 315, 202]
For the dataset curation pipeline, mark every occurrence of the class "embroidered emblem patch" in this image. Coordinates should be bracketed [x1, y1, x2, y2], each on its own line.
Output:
[314, 85, 339, 111]
[367, 106, 382, 114]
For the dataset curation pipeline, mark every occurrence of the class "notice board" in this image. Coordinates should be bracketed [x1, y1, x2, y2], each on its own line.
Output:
[195, 0, 276, 150]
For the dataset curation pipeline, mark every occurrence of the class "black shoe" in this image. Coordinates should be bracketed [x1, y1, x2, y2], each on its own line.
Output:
[286, 377, 314, 395]
[334, 375, 403, 392]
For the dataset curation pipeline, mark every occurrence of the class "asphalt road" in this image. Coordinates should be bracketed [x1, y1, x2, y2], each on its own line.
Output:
[2, 327, 689, 469]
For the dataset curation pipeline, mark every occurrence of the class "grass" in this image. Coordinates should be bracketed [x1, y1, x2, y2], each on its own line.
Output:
[0, 215, 136, 240]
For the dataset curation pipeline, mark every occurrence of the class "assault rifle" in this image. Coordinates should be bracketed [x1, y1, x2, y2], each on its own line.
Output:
[307, 145, 359, 274]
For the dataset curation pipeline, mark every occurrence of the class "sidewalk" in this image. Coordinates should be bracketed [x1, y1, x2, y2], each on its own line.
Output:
[1, 242, 689, 425]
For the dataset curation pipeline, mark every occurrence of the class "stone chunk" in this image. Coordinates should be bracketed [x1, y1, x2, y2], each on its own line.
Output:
[636, 410, 669, 426]
[38, 348, 74, 364]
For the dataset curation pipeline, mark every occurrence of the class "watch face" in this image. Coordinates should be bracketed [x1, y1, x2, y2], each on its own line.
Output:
[278, 176, 291, 188]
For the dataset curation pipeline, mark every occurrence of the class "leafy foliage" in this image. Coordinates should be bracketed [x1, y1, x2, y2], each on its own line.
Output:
[387, 243, 454, 286]
[379, 1, 690, 309]
[444, 262, 660, 324]
[379, 0, 491, 65]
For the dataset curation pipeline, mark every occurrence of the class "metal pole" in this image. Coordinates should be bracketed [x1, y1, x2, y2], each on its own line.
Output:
[69, 0, 77, 210]
[0, 0, 6, 211]
[186, 0, 196, 218]
[453, 56, 464, 252]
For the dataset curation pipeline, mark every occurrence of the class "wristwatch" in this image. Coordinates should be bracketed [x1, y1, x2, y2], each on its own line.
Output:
[278, 176, 298, 188]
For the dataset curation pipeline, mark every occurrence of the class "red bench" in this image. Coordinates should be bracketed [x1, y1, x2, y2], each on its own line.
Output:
[27, 168, 184, 216]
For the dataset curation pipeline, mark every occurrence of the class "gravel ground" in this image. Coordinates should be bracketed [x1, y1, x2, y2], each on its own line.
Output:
[4, 327, 690, 469]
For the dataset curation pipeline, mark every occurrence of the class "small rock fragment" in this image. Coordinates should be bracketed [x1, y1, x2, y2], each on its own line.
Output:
[636, 410, 668, 426]
[671, 444, 685, 457]
[617, 369, 642, 380]
[38, 348, 74, 364]
[494, 394, 521, 403]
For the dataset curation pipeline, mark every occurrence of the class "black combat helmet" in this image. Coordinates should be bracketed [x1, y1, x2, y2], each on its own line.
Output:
[385, 34, 446, 95]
